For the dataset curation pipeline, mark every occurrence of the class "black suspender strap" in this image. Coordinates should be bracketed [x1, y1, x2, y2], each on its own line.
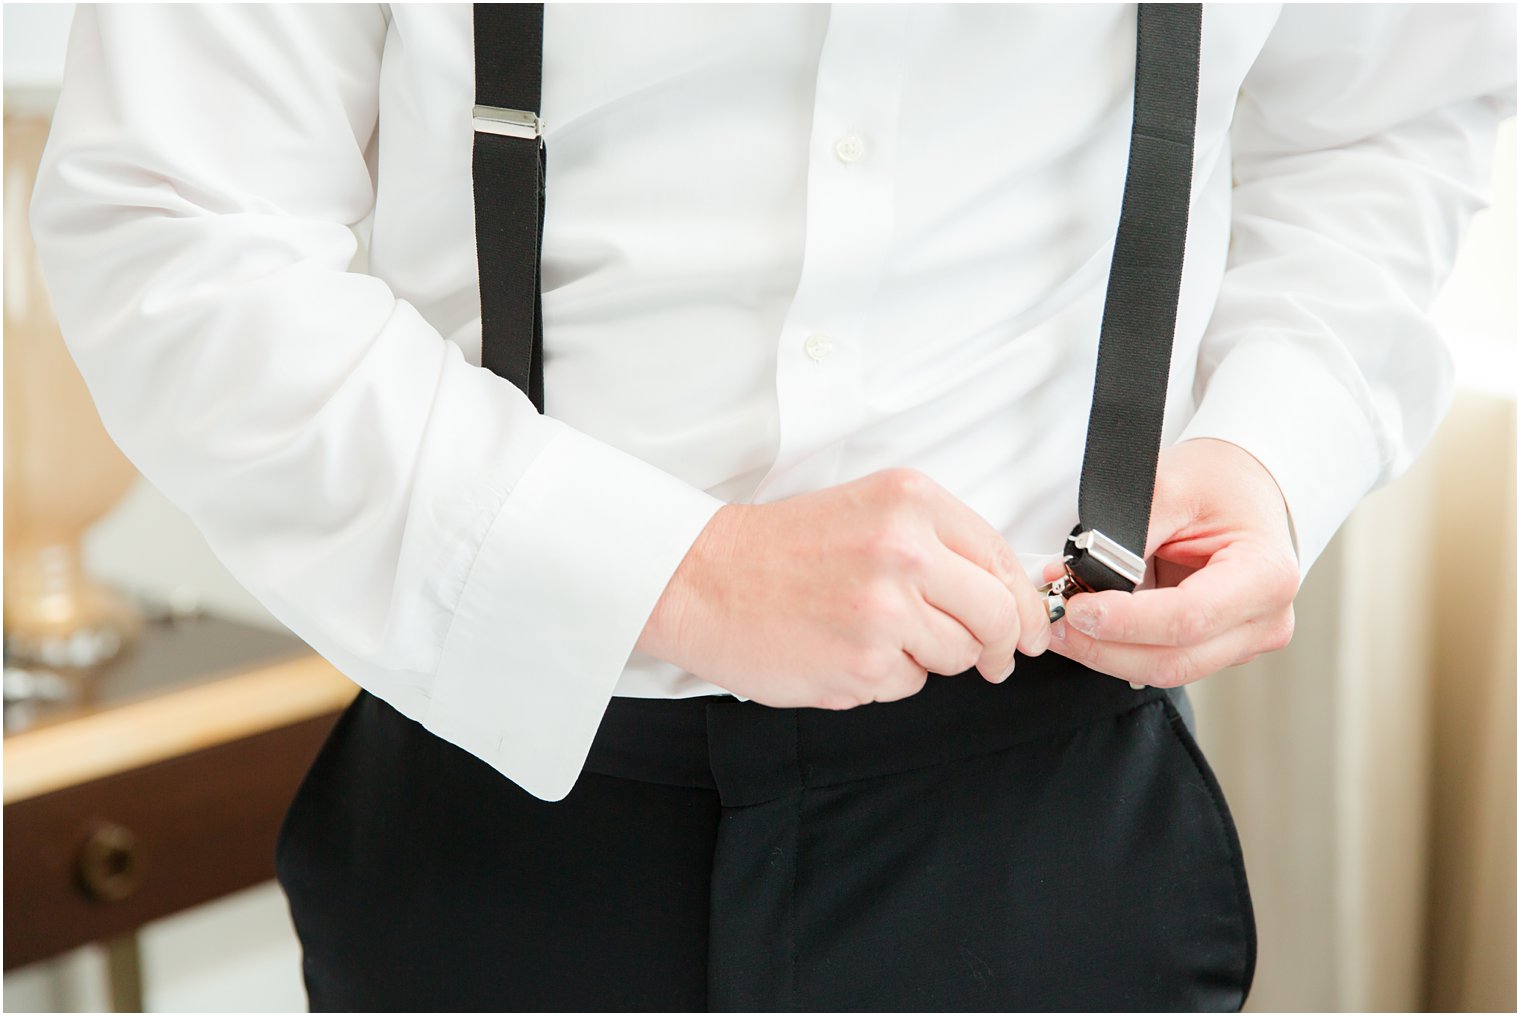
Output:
[472, 2, 548, 414]
[1058, 4, 1203, 599]
[468, 4, 1203, 598]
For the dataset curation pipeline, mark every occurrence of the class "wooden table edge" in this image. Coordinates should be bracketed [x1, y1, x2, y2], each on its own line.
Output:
[4, 653, 357, 805]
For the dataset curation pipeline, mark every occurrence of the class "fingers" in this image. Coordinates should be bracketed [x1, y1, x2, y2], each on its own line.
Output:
[1048, 605, 1295, 687]
[917, 549, 1052, 683]
[901, 602, 985, 681]
[870, 649, 931, 703]
[915, 480, 1051, 670]
[918, 551, 1021, 679]
[924, 483, 1024, 593]
[1008, 564, 1052, 657]
[1061, 542, 1298, 647]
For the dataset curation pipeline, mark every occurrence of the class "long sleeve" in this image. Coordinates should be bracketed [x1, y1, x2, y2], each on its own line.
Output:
[1176, 4, 1516, 577]
[30, 5, 725, 801]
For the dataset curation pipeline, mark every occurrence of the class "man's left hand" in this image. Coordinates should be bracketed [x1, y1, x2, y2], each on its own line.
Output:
[1041, 437, 1301, 687]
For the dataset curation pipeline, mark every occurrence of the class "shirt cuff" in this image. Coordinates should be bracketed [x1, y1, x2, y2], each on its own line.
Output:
[425, 419, 727, 801]
[1174, 338, 1384, 581]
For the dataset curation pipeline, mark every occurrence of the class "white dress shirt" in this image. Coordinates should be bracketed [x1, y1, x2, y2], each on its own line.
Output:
[31, 4, 1515, 800]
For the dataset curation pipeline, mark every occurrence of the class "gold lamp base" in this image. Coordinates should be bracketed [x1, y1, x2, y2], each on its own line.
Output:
[5, 99, 144, 683]
[4, 541, 143, 670]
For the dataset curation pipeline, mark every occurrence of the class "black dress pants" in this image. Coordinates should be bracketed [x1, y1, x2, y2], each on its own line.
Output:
[274, 652, 1255, 1011]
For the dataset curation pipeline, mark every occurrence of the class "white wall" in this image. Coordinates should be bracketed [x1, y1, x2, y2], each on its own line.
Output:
[1431, 114, 1518, 390]
[2, 3, 74, 89]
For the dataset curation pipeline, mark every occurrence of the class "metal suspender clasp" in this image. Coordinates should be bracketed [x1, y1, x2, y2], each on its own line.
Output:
[472, 105, 547, 140]
[1037, 529, 1146, 623]
[1037, 573, 1074, 623]
[1069, 529, 1145, 587]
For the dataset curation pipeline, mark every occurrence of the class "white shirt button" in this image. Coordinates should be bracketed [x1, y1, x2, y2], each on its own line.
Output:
[833, 133, 866, 164]
[803, 333, 835, 361]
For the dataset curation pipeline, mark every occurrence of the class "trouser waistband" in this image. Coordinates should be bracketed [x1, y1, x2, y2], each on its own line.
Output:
[583, 654, 1171, 806]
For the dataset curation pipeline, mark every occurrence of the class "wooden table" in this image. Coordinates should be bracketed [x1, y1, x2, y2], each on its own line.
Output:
[3, 613, 357, 1010]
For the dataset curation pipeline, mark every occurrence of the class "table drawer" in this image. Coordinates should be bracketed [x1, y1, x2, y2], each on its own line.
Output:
[4, 712, 339, 970]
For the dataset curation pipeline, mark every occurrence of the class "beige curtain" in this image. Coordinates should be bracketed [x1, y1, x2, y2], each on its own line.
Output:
[1189, 389, 1517, 1012]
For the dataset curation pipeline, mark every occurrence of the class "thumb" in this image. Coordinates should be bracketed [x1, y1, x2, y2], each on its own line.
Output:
[1143, 466, 1199, 559]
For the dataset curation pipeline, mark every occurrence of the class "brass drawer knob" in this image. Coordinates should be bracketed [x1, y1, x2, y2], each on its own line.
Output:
[77, 822, 144, 902]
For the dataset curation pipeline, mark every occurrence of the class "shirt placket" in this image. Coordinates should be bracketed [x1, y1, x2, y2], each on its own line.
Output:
[752, 4, 912, 504]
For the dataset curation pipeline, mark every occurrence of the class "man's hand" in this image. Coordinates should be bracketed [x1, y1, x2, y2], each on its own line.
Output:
[1041, 437, 1300, 687]
[637, 468, 1052, 710]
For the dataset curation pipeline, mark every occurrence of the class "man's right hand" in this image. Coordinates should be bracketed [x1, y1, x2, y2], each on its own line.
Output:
[635, 468, 1052, 710]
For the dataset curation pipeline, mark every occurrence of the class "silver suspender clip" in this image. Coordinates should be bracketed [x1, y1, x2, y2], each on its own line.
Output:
[1038, 529, 1147, 689]
[1037, 529, 1145, 621]
[1038, 576, 1067, 621]
[1070, 529, 1146, 586]
[472, 105, 547, 140]
[1037, 573, 1077, 623]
